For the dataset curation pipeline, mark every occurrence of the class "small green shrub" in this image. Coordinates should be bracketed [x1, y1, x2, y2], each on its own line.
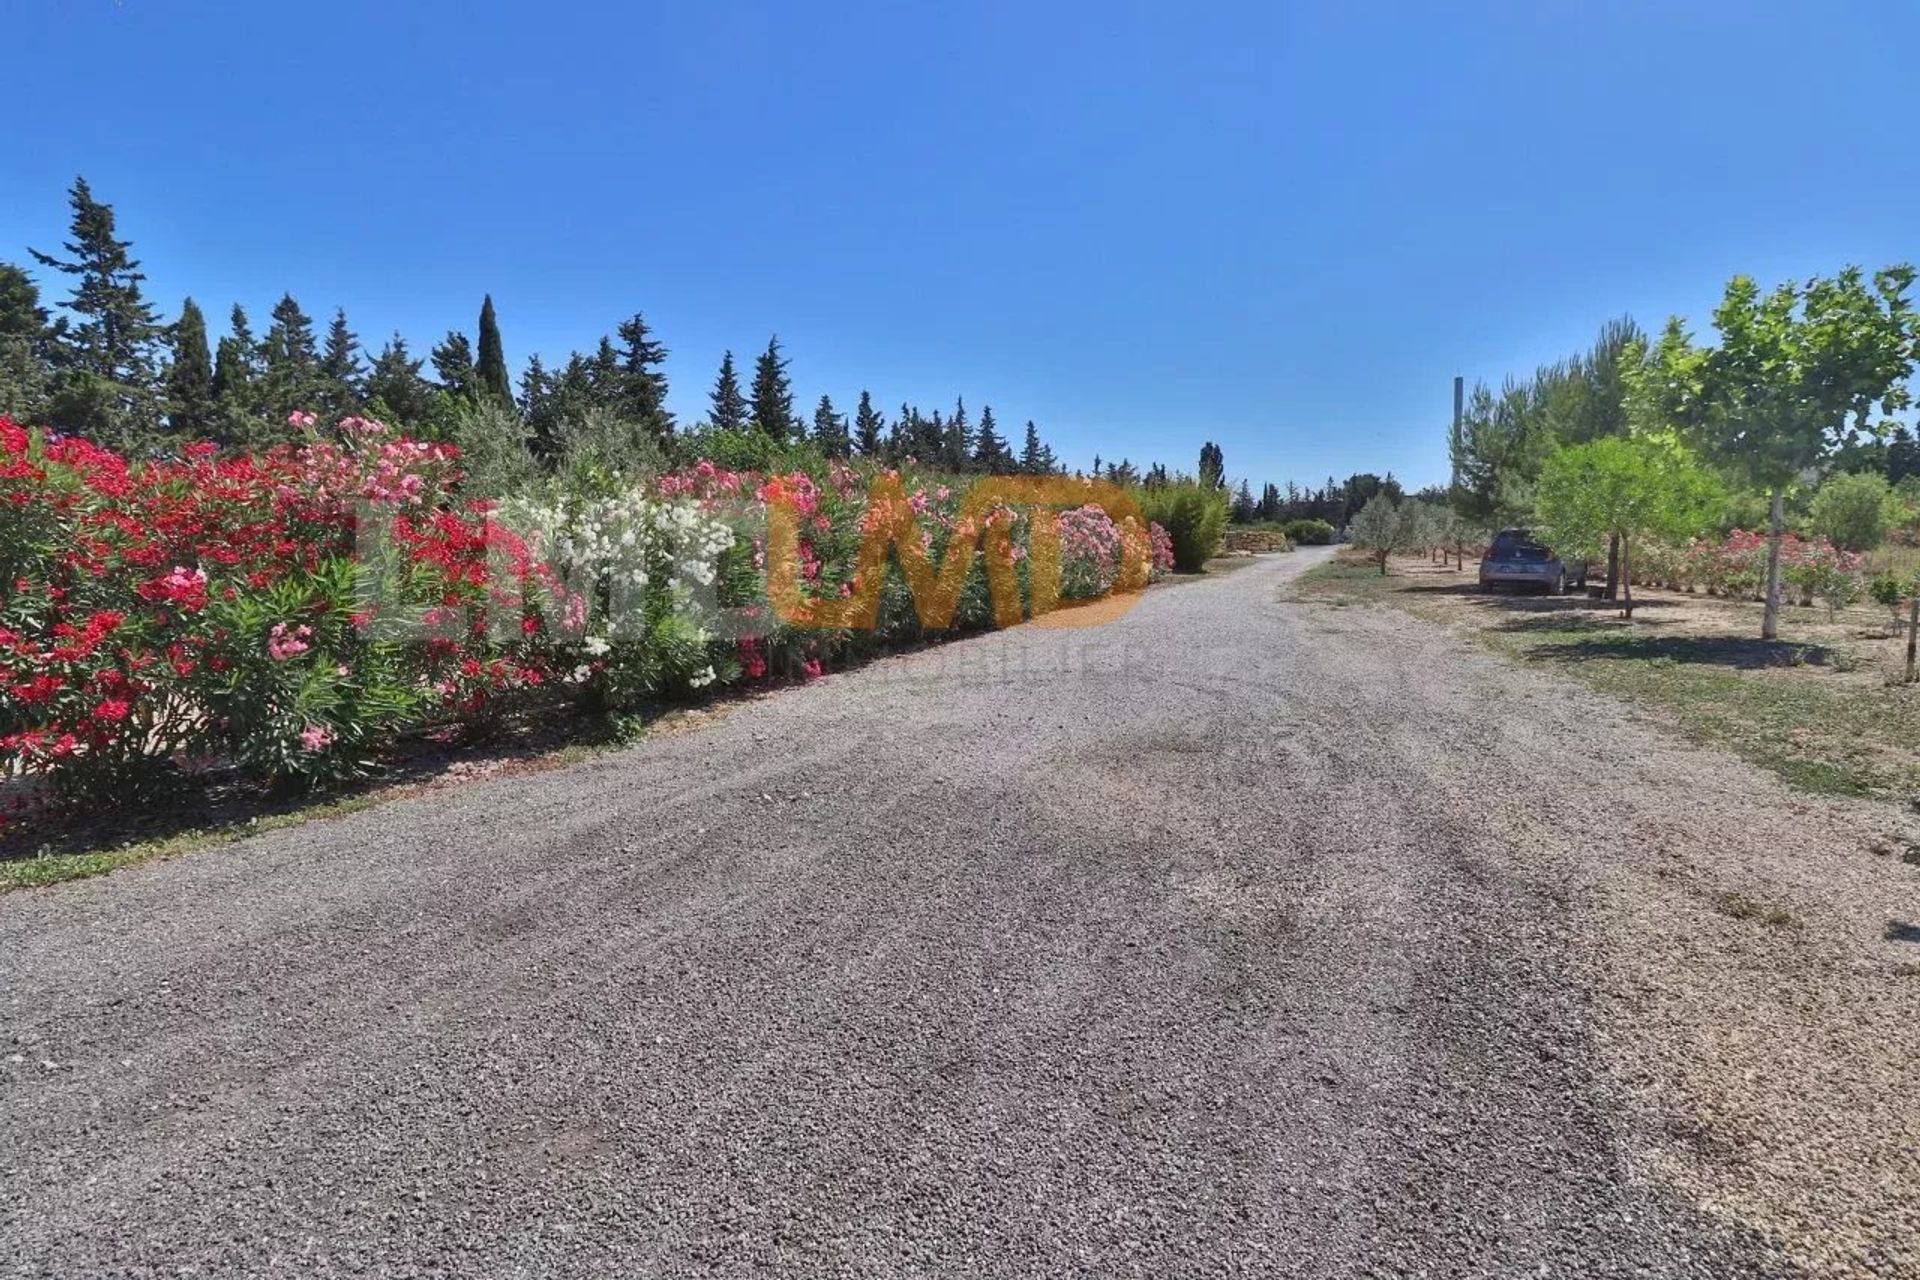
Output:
[1139, 483, 1229, 572]
[1283, 518, 1336, 546]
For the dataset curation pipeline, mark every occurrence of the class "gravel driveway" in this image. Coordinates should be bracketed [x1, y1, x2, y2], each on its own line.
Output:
[4, 548, 1915, 1278]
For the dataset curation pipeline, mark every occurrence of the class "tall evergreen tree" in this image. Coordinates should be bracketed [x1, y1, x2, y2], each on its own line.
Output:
[165, 298, 215, 438]
[613, 311, 672, 443]
[1018, 420, 1058, 474]
[211, 303, 261, 444]
[476, 294, 511, 402]
[520, 354, 560, 462]
[260, 293, 320, 419]
[318, 308, 363, 419]
[1198, 441, 1225, 489]
[812, 393, 849, 457]
[972, 404, 1011, 472]
[749, 335, 797, 439]
[431, 331, 477, 398]
[853, 390, 884, 455]
[709, 349, 748, 431]
[364, 334, 435, 425]
[0, 262, 54, 421]
[30, 176, 163, 444]
[944, 397, 971, 469]
[587, 337, 621, 407]
[29, 176, 161, 386]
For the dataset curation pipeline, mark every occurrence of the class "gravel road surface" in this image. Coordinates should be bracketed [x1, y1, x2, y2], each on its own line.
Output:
[5, 548, 1916, 1278]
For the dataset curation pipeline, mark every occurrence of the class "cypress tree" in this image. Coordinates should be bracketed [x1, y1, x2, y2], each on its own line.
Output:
[165, 298, 215, 438]
[476, 294, 511, 402]
[812, 393, 849, 457]
[430, 331, 477, 398]
[613, 311, 672, 443]
[709, 350, 747, 431]
[853, 390, 884, 455]
[749, 335, 796, 439]
[1198, 441, 1225, 489]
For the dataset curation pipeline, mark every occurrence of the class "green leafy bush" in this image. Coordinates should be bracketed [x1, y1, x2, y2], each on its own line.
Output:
[1139, 482, 1228, 572]
[1282, 518, 1336, 545]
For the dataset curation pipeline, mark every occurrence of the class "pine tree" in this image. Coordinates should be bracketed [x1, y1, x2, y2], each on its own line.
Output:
[211, 304, 261, 444]
[944, 397, 971, 469]
[853, 390, 884, 455]
[972, 404, 1011, 472]
[476, 294, 511, 403]
[812, 393, 849, 457]
[1230, 479, 1256, 522]
[319, 308, 363, 419]
[165, 298, 215, 438]
[749, 335, 796, 439]
[260, 293, 320, 419]
[431, 331, 477, 398]
[889, 404, 914, 460]
[709, 350, 748, 431]
[520, 354, 559, 462]
[364, 334, 435, 426]
[1019, 421, 1060, 475]
[613, 311, 672, 443]
[29, 177, 161, 386]
[0, 262, 54, 421]
[29, 177, 163, 445]
[587, 337, 621, 408]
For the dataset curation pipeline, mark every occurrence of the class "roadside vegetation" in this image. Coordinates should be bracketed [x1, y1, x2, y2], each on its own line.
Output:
[1299, 259, 1920, 803]
[0, 177, 1254, 881]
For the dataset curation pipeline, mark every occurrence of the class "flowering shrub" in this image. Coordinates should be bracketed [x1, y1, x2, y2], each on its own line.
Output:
[0, 415, 556, 801]
[0, 413, 1177, 818]
[1631, 529, 1866, 618]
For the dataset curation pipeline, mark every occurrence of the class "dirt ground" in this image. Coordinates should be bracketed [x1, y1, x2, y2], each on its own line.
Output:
[1299, 551, 1920, 806]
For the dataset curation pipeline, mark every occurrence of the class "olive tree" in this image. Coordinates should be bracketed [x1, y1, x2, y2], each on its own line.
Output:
[1349, 494, 1416, 575]
[1647, 267, 1918, 639]
[1534, 437, 1722, 619]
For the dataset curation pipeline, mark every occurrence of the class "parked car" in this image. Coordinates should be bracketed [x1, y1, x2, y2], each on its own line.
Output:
[1478, 528, 1587, 594]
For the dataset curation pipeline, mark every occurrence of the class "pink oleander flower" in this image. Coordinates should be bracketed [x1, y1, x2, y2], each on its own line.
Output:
[298, 723, 334, 752]
[267, 621, 312, 661]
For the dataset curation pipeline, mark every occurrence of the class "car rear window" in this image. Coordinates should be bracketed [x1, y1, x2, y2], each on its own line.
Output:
[1488, 534, 1551, 560]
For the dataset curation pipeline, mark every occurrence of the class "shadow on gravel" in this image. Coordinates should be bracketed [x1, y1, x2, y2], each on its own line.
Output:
[1885, 920, 1920, 944]
[1521, 634, 1835, 671]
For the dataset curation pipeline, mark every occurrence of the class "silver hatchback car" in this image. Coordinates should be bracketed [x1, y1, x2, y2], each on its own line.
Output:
[1479, 528, 1586, 594]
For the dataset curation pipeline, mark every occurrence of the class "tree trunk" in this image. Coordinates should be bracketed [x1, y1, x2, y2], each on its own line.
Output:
[1621, 535, 1634, 619]
[1605, 533, 1620, 601]
[1907, 594, 1918, 684]
[1762, 488, 1785, 641]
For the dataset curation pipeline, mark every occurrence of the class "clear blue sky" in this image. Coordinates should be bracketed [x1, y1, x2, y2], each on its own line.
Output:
[5, 1, 1916, 490]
